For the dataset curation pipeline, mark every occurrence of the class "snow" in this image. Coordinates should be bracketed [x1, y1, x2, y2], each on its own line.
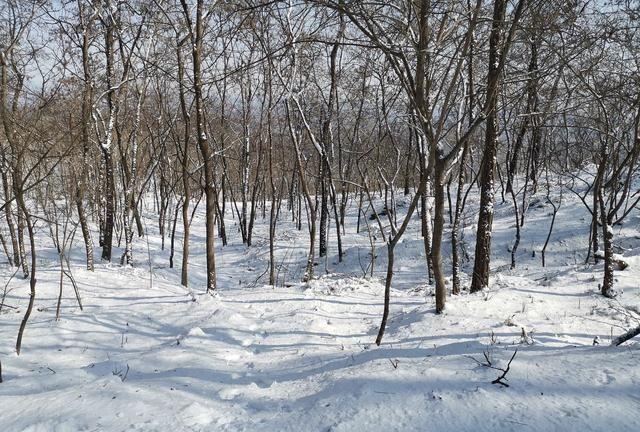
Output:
[1, 182, 639, 431]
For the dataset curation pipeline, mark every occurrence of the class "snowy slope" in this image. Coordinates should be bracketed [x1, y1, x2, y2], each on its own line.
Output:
[1, 183, 639, 432]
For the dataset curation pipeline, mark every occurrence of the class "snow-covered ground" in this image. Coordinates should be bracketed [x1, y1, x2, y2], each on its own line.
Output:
[1, 183, 639, 431]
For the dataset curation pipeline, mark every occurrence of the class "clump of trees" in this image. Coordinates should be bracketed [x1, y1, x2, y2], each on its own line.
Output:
[1, 0, 639, 353]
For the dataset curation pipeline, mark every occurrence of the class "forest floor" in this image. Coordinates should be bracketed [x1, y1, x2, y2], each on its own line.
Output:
[1, 179, 640, 431]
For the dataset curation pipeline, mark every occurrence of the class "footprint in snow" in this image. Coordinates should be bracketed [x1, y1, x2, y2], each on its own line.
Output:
[598, 369, 616, 385]
[180, 402, 216, 427]
[218, 387, 242, 401]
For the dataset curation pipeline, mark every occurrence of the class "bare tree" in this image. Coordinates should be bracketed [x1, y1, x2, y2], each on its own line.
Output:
[180, 0, 217, 292]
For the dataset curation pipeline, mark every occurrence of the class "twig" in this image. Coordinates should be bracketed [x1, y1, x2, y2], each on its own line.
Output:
[0, 266, 20, 313]
[468, 348, 518, 387]
[491, 349, 518, 387]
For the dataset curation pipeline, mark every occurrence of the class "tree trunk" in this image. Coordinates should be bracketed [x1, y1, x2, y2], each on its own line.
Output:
[1, 173, 19, 267]
[375, 242, 395, 345]
[470, 0, 508, 293]
[451, 141, 469, 295]
[169, 199, 181, 269]
[182, 0, 216, 292]
[101, 149, 115, 262]
[432, 159, 447, 313]
[319, 160, 329, 258]
[14, 193, 36, 355]
[421, 174, 434, 284]
[598, 187, 615, 297]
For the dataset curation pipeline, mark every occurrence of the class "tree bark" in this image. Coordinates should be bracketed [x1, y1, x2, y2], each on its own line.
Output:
[470, 0, 509, 293]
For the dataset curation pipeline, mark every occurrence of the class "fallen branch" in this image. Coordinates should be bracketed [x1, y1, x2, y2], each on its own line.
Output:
[611, 325, 640, 346]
